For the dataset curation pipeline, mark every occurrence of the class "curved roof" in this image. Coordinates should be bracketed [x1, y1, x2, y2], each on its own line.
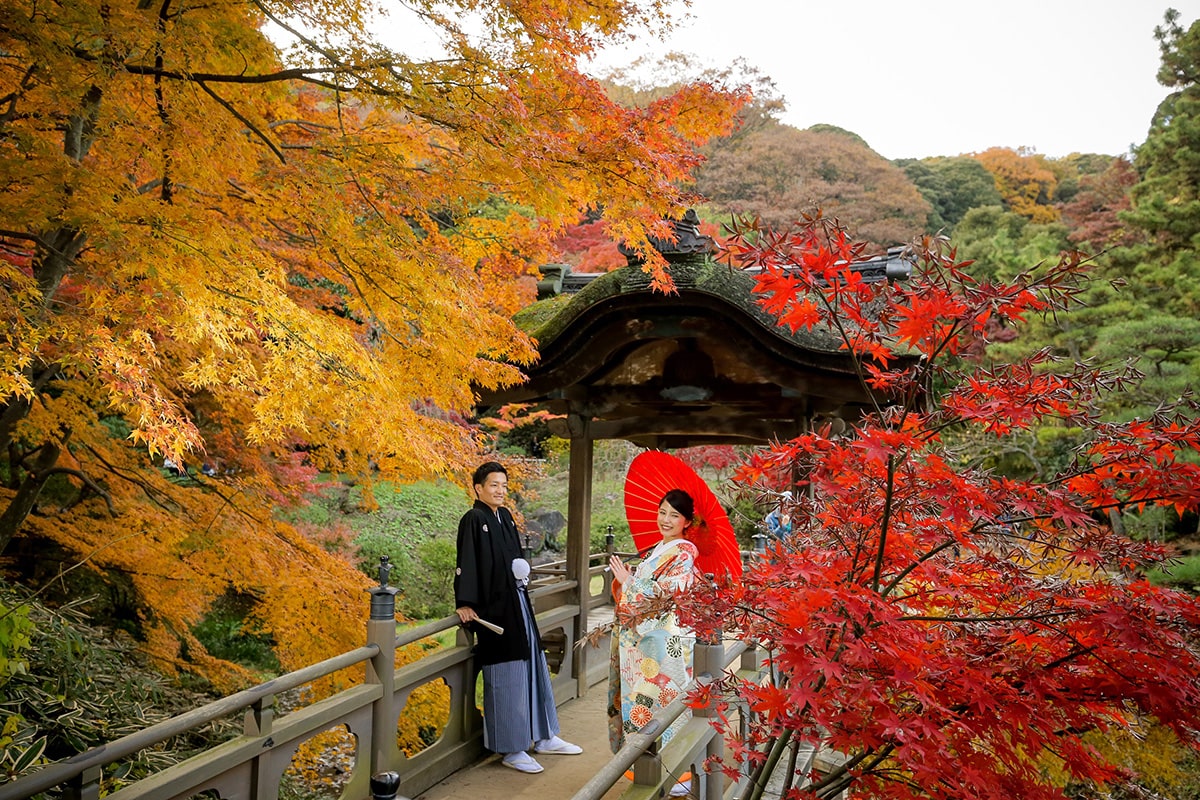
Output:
[482, 256, 890, 448]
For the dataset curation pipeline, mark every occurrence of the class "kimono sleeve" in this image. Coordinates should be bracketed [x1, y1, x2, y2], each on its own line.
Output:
[454, 512, 482, 609]
[652, 545, 697, 594]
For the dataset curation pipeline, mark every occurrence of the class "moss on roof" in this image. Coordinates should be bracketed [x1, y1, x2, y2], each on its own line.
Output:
[512, 293, 574, 337]
[519, 258, 846, 354]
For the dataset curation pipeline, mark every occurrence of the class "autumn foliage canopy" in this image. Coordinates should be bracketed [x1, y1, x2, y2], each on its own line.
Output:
[0, 0, 746, 684]
[680, 217, 1200, 800]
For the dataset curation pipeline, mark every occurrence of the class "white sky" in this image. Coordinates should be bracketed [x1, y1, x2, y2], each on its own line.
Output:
[360, 1, 1200, 161]
[587, 0, 1200, 160]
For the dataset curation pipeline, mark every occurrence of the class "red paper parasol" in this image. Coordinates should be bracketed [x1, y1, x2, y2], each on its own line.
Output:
[624, 450, 742, 582]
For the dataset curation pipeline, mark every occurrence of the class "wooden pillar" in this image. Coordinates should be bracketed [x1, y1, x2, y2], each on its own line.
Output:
[695, 639, 726, 800]
[565, 413, 594, 697]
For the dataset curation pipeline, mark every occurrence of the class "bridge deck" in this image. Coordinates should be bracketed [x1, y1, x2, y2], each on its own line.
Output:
[414, 676, 626, 800]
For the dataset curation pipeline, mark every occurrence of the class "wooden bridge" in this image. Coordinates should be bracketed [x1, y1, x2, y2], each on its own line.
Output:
[0, 551, 771, 800]
[0, 225, 890, 800]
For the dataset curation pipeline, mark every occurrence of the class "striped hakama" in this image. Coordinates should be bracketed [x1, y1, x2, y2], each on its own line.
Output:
[480, 583, 560, 754]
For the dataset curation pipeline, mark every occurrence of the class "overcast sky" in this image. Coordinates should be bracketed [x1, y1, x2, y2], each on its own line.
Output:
[585, 0, 1200, 160]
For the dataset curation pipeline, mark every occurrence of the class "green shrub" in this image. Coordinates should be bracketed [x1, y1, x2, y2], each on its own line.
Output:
[1146, 555, 1200, 594]
[590, 508, 633, 555]
[355, 531, 413, 584]
[340, 481, 470, 620]
[1122, 505, 1172, 542]
[287, 497, 334, 529]
[727, 492, 767, 549]
[351, 481, 464, 540]
[0, 584, 235, 789]
[192, 593, 281, 675]
[396, 538, 457, 620]
[0, 599, 33, 685]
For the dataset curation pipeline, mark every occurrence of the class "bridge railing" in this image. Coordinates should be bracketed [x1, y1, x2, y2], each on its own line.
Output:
[0, 557, 592, 800]
[2, 549, 772, 800]
[568, 639, 764, 800]
[569, 546, 777, 800]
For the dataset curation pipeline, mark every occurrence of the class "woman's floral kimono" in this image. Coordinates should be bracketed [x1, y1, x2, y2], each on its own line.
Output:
[607, 538, 698, 753]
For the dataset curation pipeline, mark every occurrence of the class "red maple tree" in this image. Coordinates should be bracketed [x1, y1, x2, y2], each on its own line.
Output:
[682, 216, 1200, 800]
[677, 445, 743, 480]
[551, 218, 627, 272]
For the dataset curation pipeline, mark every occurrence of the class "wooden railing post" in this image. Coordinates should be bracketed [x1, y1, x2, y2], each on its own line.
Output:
[244, 695, 274, 736]
[366, 556, 400, 778]
[630, 737, 663, 788]
[694, 636, 726, 800]
[244, 694, 277, 800]
[737, 642, 763, 798]
[61, 765, 100, 800]
[603, 525, 615, 605]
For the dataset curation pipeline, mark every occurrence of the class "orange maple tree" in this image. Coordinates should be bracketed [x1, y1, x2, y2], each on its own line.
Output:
[0, 0, 748, 688]
[971, 146, 1061, 224]
[683, 217, 1200, 799]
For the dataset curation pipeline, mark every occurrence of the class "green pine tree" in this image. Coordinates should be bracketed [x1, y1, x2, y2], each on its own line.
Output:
[1083, 10, 1200, 419]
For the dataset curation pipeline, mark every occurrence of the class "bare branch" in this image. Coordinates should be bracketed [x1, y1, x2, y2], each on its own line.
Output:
[82, 443, 180, 514]
[897, 610, 1076, 624]
[268, 118, 338, 132]
[0, 62, 39, 124]
[0, 229, 47, 246]
[44, 466, 117, 516]
[196, 79, 286, 164]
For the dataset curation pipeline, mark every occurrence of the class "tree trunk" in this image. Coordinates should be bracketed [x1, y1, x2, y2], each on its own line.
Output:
[0, 366, 60, 458]
[1107, 507, 1126, 538]
[0, 440, 62, 555]
[0, 394, 32, 457]
[0, 87, 102, 553]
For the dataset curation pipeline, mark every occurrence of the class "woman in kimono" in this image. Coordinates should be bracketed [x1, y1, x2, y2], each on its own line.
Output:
[607, 489, 698, 796]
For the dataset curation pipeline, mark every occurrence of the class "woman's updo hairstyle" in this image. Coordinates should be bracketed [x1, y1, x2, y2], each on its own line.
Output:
[660, 489, 695, 523]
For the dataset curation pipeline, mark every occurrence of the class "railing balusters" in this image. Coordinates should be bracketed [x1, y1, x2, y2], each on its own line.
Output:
[61, 765, 101, 800]
[244, 694, 275, 737]
[0, 551, 758, 800]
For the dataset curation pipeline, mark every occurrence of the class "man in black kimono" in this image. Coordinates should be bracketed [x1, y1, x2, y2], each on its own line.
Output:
[454, 461, 582, 773]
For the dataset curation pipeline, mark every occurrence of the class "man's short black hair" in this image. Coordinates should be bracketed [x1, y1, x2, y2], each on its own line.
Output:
[473, 461, 507, 487]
